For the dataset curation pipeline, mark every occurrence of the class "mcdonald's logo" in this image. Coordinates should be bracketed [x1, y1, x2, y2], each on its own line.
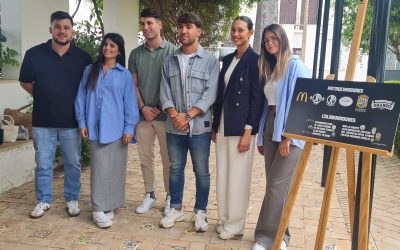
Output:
[296, 92, 308, 102]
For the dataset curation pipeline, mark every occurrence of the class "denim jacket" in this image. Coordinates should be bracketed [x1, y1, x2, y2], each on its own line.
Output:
[160, 46, 219, 135]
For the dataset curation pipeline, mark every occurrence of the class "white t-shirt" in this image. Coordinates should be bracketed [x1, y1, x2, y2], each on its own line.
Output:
[264, 79, 277, 105]
[180, 52, 195, 79]
[178, 52, 195, 105]
[224, 57, 240, 90]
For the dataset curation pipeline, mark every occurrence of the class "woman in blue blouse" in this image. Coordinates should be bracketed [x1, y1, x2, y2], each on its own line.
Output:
[252, 24, 310, 250]
[75, 33, 139, 229]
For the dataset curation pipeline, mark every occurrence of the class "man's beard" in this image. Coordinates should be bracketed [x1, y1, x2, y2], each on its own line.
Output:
[53, 38, 70, 46]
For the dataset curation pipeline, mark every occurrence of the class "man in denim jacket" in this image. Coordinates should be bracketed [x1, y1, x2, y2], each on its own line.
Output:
[159, 12, 219, 232]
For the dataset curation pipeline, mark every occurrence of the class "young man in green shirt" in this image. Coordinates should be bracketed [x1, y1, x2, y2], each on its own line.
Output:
[128, 8, 177, 215]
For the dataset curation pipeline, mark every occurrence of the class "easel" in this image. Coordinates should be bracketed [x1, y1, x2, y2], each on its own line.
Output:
[271, 1, 377, 249]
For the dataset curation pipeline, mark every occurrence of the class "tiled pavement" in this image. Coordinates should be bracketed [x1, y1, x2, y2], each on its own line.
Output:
[0, 143, 399, 249]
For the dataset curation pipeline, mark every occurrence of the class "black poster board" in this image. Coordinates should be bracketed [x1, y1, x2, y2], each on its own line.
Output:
[285, 78, 400, 155]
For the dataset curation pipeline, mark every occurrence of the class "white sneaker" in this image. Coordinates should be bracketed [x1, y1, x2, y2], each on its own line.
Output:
[164, 195, 171, 216]
[66, 200, 80, 217]
[105, 210, 114, 220]
[194, 210, 208, 232]
[280, 240, 288, 250]
[160, 208, 184, 228]
[93, 211, 113, 228]
[252, 242, 266, 250]
[135, 193, 156, 214]
[216, 224, 224, 234]
[30, 202, 51, 218]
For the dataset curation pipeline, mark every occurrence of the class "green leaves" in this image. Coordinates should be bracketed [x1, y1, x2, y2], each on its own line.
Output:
[342, 0, 400, 63]
[140, 0, 259, 47]
[0, 42, 19, 73]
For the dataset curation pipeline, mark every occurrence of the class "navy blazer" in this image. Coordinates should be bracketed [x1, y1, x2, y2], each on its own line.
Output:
[212, 46, 264, 136]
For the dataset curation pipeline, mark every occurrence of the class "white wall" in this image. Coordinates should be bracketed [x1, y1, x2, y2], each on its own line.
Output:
[0, 141, 35, 193]
[0, 81, 31, 116]
[103, 0, 139, 64]
[282, 23, 369, 82]
[20, 0, 69, 57]
[0, 0, 69, 80]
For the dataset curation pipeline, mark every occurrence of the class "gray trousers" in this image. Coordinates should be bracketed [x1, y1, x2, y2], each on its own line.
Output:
[254, 113, 302, 249]
[90, 139, 128, 212]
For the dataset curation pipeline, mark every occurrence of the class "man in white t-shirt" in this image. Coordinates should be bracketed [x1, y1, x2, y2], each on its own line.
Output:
[159, 12, 219, 232]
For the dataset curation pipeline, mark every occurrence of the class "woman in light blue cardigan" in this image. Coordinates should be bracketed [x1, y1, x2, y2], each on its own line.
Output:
[252, 24, 310, 250]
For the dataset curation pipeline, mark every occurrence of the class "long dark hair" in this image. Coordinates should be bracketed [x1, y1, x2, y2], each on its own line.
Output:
[86, 33, 126, 90]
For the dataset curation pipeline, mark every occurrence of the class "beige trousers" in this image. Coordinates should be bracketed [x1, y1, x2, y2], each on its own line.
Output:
[216, 132, 255, 235]
[135, 120, 170, 193]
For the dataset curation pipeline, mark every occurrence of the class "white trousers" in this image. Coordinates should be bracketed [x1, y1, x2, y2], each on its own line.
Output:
[216, 131, 255, 235]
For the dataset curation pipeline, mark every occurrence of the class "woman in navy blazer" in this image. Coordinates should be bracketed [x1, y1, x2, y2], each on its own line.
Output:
[212, 16, 264, 240]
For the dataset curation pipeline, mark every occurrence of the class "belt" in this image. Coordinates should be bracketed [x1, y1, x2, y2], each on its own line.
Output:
[268, 105, 276, 113]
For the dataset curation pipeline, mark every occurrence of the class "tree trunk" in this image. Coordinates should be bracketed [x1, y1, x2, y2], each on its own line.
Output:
[253, 0, 280, 54]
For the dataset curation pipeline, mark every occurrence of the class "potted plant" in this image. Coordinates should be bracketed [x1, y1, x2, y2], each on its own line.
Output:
[0, 34, 19, 79]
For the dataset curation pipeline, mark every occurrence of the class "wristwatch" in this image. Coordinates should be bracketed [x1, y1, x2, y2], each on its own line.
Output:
[186, 112, 192, 121]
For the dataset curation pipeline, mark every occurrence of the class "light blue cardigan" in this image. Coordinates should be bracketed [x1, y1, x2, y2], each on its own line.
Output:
[257, 56, 311, 149]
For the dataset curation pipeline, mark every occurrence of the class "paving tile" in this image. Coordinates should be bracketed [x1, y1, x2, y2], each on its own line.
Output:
[1, 144, 400, 249]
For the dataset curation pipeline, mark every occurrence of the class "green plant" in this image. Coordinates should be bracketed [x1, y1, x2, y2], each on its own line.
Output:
[54, 138, 91, 166]
[385, 80, 400, 84]
[140, 0, 260, 47]
[72, 0, 104, 61]
[343, 0, 400, 64]
[81, 138, 90, 166]
[0, 42, 19, 78]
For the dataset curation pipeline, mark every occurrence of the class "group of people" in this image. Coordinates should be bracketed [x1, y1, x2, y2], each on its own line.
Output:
[19, 8, 310, 250]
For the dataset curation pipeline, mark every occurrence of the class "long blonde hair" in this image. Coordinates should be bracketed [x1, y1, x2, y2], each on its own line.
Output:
[258, 24, 292, 83]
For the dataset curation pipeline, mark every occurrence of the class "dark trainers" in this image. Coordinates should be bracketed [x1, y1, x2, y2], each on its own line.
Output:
[30, 202, 51, 218]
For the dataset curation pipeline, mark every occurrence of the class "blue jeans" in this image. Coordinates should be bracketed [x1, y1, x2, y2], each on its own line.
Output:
[32, 127, 81, 203]
[167, 132, 211, 212]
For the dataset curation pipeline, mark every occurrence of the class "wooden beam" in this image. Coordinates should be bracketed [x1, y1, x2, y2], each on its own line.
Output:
[314, 147, 340, 250]
[344, 0, 369, 81]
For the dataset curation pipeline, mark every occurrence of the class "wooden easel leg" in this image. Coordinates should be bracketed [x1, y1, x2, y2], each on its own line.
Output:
[358, 153, 372, 250]
[314, 147, 340, 250]
[271, 142, 313, 250]
[346, 149, 356, 233]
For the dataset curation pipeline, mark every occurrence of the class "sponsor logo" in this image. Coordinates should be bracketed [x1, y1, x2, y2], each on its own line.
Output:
[371, 100, 395, 110]
[296, 91, 308, 102]
[356, 95, 369, 109]
[355, 94, 369, 112]
[375, 133, 381, 142]
[339, 96, 353, 107]
[326, 95, 337, 106]
[310, 93, 325, 105]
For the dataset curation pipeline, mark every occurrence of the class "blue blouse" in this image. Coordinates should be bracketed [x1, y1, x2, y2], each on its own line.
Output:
[75, 63, 139, 144]
[257, 56, 311, 149]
